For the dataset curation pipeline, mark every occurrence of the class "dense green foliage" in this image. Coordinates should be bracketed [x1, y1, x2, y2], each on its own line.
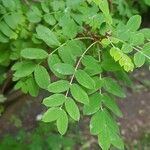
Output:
[0, 123, 75, 150]
[0, 0, 150, 149]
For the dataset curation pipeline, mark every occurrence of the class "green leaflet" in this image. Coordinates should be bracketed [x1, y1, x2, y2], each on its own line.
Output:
[14, 61, 36, 78]
[21, 48, 48, 59]
[70, 84, 89, 105]
[133, 42, 150, 67]
[101, 38, 111, 48]
[41, 1, 49, 13]
[121, 43, 133, 53]
[83, 93, 102, 115]
[82, 55, 98, 66]
[48, 54, 65, 78]
[134, 52, 145, 67]
[36, 25, 60, 47]
[43, 14, 56, 26]
[27, 6, 42, 23]
[126, 15, 141, 31]
[98, 125, 111, 150]
[110, 47, 134, 72]
[58, 46, 75, 65]
[42, 107, 61, 123]
[130, 32, 144, 46]
[26, 77, 39, 97]
[65, 97, 80, 121]
[58, 40, 84, 65]
[0, 21, 17, 39]
[90, 110, 122, 149]
[75, 69, 95, 89]
[4, 13, 23, 30]
[102, 94, 123, 117]
[43, 94, 66, 107]
[81, 55, 100, 69]
[144, 0, 150, 6]
[143, 42, 150, 57]
[57, 109, 68, 135]
[48, 80, 70, 93]
[53, 63, 75, 75]
[140, 28, 150, 39]
[59, 15, 78, 39]
[2, 0, 16, 11]
[93, 0, 112, 25]
[0, 32, 9, 43]
[34, 65, 50, 89]
[110, 133, 124, 150]
[102, 77, 126, 98]
[86, 77, 103, 95]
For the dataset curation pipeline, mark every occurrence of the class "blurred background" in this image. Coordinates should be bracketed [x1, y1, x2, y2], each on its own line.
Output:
[0, 0, 150, 149]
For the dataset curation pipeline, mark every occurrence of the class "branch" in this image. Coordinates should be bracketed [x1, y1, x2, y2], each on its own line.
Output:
[65, 41, 98, 97]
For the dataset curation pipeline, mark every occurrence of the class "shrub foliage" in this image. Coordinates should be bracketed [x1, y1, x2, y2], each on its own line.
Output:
[0, 0, 150, 149]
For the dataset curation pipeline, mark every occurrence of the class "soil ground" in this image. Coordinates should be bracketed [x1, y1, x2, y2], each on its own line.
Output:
[0, 68, 149, 149]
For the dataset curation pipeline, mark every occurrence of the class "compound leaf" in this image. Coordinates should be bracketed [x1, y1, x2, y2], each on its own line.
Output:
[34, 65, 50, 89]
[75, 69, 95, 89]
[48, 80, 70, 93]
[65, 97, 80, 121]
[43, 94, 66, 107]
[70, 84, 89, 105]
[57, 109, 68, 135]
[21, 48, 48, 59]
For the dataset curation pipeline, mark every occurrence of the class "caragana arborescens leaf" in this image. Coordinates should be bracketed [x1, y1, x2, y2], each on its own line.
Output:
[48, 80, 70, 93]
[42, 107, 61, 122]
[26, 77, 39, 97]
[134, 52, 145, 67]
[75, 69, 95, 89]
[83, 93, 102, 115]
[36, 25, 60, 47]
[48, 54, 65, 78]
[59, 15, 78, 39]
[93, 0, 112, 25]
[140, 28, 150, 39]
[90, 110, 104, 135]
[27, 6, 42, 23]
[98, 125, 111, 150]
[0, 32, 9, 43]
[65, 97, 80, 121]
[53, 63, 75, 75]
[110, 47, 134, 72]
[91, 109, 122, 149]
[44, 14, 56, 26]
[144, 0, 150, 6]
[102, 94, 123, 117]
[4, 13, 23, 30]
[43, 94, 66, 107]
[34, 65, 50, 89]
[102, 77, 126, 98]
[57, 109, 68, 135]
[70, 84, 89, 105]
[81, 55, 99, 68]
[126, 15, 141, 31]
[143, 42, 150, 57]
[0, 21, 17, 39]
[21, 48, 48, 59]
[14, 61, 36, 78]
[2, 0, 148, 149]
[58, 46, 75, 65]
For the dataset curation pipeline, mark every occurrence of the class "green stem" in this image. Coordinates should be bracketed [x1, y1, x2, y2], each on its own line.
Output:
[49, 37, 94, 56]
[97, 45, 103, 111]
[134, 46, 150, 60]
[65, 41, 98, 97]
[107, 36, 150, 61]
